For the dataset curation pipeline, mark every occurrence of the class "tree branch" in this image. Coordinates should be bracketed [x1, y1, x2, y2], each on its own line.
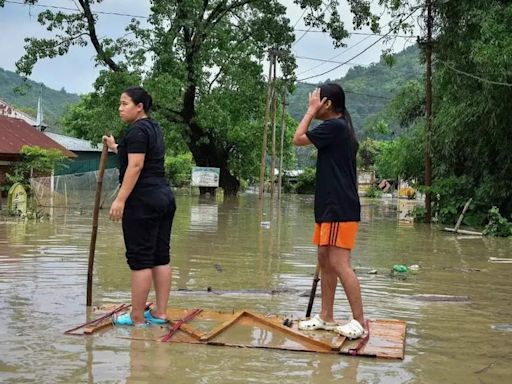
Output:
[77, 0, 120, 71]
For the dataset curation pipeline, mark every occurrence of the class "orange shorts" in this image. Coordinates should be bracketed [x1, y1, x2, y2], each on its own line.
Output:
[312, 222, 359, 250]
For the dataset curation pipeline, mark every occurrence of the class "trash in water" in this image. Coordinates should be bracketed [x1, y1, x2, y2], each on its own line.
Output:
[367, 269, 378, 274]
[260, 221, 271, 228]
[409, 264, 420, 271]
[491, 324, 512, 332]
[392, 264, 409, 273]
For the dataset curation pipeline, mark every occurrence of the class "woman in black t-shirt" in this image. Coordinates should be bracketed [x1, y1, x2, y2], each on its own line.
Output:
[104, 86, 176, 327]
[292, 83, 366, 339]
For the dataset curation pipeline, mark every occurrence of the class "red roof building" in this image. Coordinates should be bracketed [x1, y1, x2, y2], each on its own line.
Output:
[0, 115, 76, 187]
[0, 115, 76, 160]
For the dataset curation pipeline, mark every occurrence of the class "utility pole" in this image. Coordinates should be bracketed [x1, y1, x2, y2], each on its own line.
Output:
[270, 60, 278, 200]
[424, 0, 433, 223]
[258, 52, 275, 199]
[277, 90, 287, 200]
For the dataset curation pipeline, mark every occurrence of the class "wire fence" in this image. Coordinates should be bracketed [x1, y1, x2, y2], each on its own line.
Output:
[30, 168, 120, 209]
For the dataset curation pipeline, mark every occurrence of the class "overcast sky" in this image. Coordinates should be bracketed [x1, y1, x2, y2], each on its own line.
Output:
[0, 0, 419, 94]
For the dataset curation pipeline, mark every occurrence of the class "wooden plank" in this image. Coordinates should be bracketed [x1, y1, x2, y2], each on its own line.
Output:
[200, 311, 245, 341]
[178, 323, 204, 340]
[443, 227, 483, 236]
[84, 318, 112, 334]
[242, 311, 334, 352]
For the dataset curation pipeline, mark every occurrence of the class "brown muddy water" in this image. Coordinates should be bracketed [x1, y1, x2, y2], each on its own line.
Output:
[0, 194, 511, 383]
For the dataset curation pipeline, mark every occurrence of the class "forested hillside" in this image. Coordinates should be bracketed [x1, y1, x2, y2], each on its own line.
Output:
[0, 67, 80, 131]
[287, 45, 422, 135]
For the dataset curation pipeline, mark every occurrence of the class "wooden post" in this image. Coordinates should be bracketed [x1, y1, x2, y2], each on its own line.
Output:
[278, 91, 287, 200]
[424, 0, 433, 223]
[86, 142, 109, 306]
[270, 59, 278, 200]
[258, 53, 275, 199]
[454, 198, 472, 232]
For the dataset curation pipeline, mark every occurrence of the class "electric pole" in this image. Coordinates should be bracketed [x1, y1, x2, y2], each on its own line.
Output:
[424, 0, 433, 223]
[278, 90, 287, 200]
[259, 52, 276, 199]
[270, 61, 278, 200]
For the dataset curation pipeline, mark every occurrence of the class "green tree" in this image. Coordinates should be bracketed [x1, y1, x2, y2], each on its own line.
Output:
[432, 0, 512, 220]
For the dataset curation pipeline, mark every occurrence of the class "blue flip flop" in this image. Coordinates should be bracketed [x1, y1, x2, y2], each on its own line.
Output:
[112, 312, 149, 327]
[144, 309, 168, 325]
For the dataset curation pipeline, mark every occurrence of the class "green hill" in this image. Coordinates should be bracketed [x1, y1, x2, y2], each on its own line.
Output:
[288, 45, 423, 136]
[0, 67, 80, 132]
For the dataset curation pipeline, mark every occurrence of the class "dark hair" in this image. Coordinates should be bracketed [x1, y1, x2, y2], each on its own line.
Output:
[319, 82, 359, 153]
[123, 86, 153, 113]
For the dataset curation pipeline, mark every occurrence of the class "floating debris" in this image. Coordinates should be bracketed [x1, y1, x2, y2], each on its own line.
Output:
[491, 324, 512, 332]
[409, 294, 471, 303]
[489, 257, 512, 264]
[213, 263, 224, 272]
[392, 264, 408, 273]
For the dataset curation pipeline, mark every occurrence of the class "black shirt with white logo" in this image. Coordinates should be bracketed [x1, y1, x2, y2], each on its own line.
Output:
[305, 117, 360, 223]
[117, 118, 166, 185]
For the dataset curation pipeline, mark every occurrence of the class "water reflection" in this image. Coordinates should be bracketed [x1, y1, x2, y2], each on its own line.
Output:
[0, 195, 511, 383]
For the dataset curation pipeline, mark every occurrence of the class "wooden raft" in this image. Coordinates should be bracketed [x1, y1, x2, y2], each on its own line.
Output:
[65, 306, 406, 359]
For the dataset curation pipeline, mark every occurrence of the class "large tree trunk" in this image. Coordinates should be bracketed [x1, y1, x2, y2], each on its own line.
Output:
[187, 131, 240, 196]
[181, 42, 240, 195]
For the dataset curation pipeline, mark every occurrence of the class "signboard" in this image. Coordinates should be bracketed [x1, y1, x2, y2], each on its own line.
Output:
[7, 182, 28, 216]
[191, 167, 220, 187]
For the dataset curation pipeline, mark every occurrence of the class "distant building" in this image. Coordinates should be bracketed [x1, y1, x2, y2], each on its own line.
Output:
[45, 132, 117, 175]
[0, 115, 76, 186]
[0, 99, 37, 125]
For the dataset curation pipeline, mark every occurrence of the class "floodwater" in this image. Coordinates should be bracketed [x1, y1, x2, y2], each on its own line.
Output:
[0, 194, 511, 384]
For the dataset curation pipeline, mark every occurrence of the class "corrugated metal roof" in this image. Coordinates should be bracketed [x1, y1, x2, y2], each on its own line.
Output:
[0, 116, 76, 158]
[45, 132, 102, 152]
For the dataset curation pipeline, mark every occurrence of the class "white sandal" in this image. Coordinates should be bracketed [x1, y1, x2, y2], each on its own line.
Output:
[298, 314, 338, 331]
[335, 319, 365, 339]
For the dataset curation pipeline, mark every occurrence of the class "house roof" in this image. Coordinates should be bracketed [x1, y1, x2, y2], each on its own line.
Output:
[0, 116, 76, 158]
[44, 132, 102, 152]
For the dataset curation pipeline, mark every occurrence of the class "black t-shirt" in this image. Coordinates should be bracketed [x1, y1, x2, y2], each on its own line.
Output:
[305, 117, 361, 223]
[117, 118, 166, 185]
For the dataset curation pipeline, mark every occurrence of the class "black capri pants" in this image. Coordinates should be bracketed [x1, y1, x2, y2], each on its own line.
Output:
[122, 179, 176, 271]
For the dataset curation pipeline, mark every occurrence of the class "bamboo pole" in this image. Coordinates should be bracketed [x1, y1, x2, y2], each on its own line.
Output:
[86, 141, 109, 306]
[270, 65, 278, 200]
[277, 91, 286, 200]
[258, 53, 275, 199]
[424, 0, 433, 223]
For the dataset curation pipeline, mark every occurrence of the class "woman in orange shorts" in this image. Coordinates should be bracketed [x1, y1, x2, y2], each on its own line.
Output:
[292, 83, 365, 339]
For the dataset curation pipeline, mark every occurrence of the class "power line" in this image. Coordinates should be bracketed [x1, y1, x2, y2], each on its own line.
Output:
[295, 55, 366, 66]
[437, 59, 512, 87]
[4, 0, 149, 18]
[292, 2, 329, 48]
[295, 82, 393, 100]
[291, 7, 308, 29]
[294, 29, 414, 39]
[296, 34, 375, 76]
[296, 7, 421, 82]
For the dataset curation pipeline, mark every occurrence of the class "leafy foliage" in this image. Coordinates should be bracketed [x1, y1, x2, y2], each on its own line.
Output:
[364, 185, 383, 198]
[483, 207, 512, 237]
[165, 153, 195, 188]
[294, 167, 316, 194]
[5, 145, 66, 190]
